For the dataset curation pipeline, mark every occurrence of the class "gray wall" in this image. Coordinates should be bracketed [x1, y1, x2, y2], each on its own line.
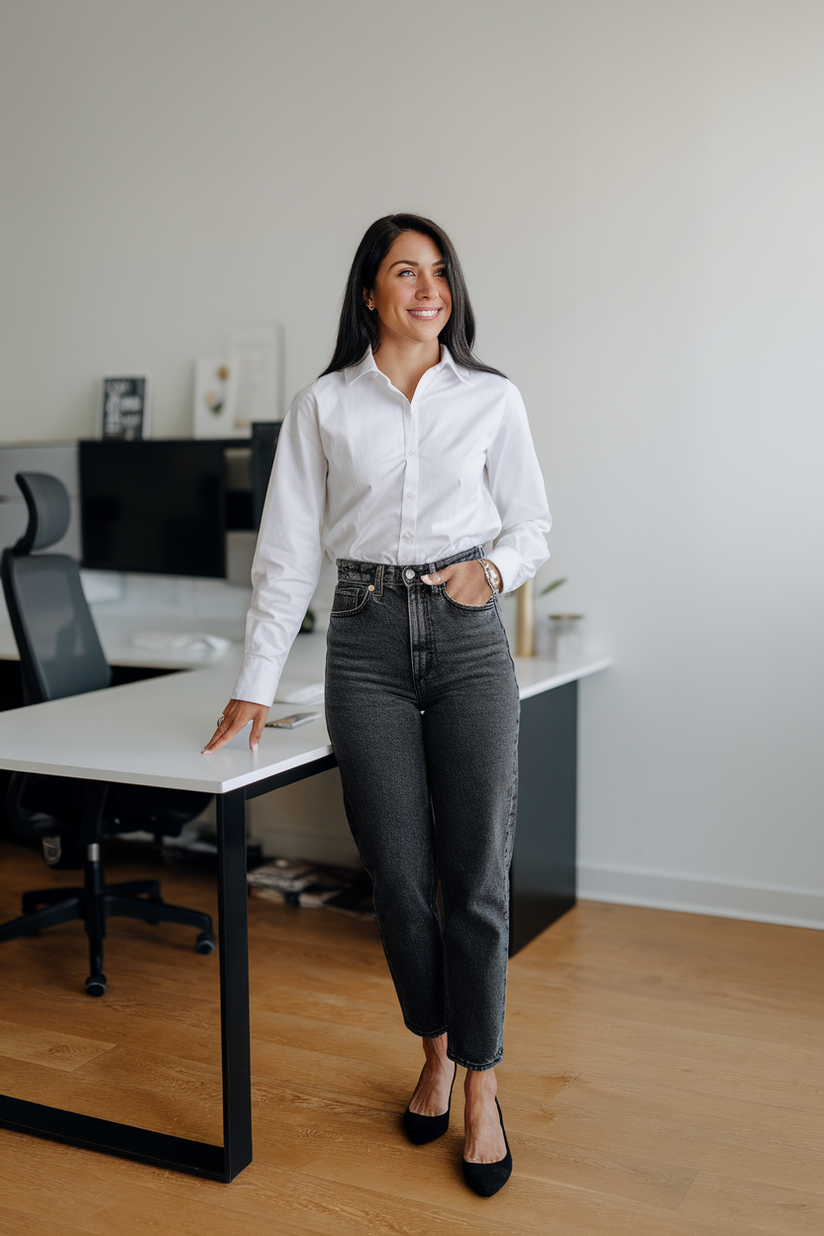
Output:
[1, 0, 821, 925]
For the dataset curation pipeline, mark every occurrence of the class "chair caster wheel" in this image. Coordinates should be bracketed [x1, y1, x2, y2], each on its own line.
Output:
[195, 932, 216, 955]
[85, 974, 107, 996]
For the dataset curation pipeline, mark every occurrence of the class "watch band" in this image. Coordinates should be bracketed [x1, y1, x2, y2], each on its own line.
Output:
[479, 558, 502, 596]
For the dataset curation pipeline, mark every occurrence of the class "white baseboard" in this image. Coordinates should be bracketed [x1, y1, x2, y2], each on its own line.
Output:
[577, 864, 824, 930]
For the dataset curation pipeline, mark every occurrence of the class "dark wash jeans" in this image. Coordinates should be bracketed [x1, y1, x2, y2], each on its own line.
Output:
[325, 548, 520, 1071]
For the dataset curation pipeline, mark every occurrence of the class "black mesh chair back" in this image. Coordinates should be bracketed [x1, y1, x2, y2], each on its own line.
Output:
[1, 472, 111, 704]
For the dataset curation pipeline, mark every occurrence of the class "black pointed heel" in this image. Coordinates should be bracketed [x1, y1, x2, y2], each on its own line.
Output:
[462, 1098, 512, 1197]
[403, 1061, 458, 1145]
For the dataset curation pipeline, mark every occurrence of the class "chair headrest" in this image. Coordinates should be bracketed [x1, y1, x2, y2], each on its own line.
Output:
[13, 472, 72, 554]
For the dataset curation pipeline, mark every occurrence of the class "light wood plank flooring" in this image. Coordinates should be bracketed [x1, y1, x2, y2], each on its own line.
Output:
[0, 839, 822, 1235]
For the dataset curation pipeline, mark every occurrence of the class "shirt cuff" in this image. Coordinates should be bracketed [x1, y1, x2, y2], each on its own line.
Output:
[231, 656, 282, 708]
[487, 545, 523, 594]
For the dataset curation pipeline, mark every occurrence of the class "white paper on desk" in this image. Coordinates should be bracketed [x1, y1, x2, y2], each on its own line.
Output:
[274, 681, 325, 705]
[132, 631, 232, 655]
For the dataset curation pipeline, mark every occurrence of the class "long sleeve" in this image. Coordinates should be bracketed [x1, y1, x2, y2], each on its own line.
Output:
[231, 391, 328, 706]
[485, 381, 552, 593]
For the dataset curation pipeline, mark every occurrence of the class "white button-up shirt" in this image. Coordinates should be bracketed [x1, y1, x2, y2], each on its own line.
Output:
[232, 347, 551, 705]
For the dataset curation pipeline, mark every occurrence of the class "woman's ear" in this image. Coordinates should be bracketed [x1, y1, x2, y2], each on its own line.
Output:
[363, 288, 375, 311]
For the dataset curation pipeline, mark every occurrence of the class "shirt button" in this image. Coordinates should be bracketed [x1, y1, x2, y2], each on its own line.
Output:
[407, 492, 414, 499]
[403, 532, 412, 541]
[408, 449, 415, 456]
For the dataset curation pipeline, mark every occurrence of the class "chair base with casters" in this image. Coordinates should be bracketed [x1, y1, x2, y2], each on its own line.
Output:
[0, 839, 217, 998]
[0, 776, 216, 996]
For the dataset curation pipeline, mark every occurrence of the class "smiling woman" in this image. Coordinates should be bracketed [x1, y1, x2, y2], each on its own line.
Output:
[321, 213, 504, 383]
[202, 212, 551, 1199]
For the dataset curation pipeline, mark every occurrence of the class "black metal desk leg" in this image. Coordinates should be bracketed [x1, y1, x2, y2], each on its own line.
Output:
[216, 787, 253, 1181]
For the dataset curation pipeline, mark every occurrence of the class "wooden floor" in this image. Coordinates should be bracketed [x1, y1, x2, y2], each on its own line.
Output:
[0, 839, 822, 1236]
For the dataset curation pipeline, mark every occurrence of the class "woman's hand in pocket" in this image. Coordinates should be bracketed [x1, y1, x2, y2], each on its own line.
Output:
[421, 560, 493, 606]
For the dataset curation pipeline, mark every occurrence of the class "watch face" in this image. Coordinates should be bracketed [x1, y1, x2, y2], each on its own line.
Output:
[481, 561, 500, 592]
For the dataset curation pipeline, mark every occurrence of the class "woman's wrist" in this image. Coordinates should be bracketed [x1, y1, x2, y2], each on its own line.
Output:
[479, 558, 502, 595]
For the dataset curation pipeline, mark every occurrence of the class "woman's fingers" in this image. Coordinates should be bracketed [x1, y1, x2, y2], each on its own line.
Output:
[200, 708, 242, 754]
[201, 699, 268, 755]
[249, 711, 267, 754]
[421, 564, 458, 586]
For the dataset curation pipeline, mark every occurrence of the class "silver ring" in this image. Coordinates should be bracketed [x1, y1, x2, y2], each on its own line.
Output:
[216, 714, 226, 727]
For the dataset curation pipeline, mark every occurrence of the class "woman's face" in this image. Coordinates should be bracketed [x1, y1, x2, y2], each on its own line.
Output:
[365, 231, 452, 348]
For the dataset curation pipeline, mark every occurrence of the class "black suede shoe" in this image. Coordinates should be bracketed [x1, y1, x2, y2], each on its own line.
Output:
[403, 1062, 457, 1145]
[462, 1098, 512, 1197]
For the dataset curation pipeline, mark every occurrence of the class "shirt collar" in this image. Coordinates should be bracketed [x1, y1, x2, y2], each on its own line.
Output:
[439, 345, 471, 383]
[344, 350, 381, 384]
[344, 344, 471, 386]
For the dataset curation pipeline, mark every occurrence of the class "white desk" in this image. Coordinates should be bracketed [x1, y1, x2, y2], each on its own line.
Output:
[0, 640, 609, 792]
[0, 636, 609, 1181]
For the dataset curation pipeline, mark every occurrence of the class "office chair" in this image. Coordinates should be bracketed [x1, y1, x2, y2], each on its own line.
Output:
[0, 472, 216, 996]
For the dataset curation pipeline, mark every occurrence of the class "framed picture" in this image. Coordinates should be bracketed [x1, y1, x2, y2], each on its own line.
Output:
[224, 323, 281, 430]
[193, 356, 248, 438]
[98, 375, 152, 440]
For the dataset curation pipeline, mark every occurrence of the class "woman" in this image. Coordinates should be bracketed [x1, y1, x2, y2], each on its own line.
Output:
[203, 214, 551, 1197]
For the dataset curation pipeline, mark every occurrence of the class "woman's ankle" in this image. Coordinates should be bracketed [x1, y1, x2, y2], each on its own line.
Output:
[422, 1032, 450, 1067]
[464, 1065, 497, 1096]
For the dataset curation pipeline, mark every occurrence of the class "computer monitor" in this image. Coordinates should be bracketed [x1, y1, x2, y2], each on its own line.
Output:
[79, 440, 234, 578]
[251, 421, 282, 528]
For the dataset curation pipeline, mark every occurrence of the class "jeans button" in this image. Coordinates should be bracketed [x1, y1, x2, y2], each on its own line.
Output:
[404, 567, 415, 582]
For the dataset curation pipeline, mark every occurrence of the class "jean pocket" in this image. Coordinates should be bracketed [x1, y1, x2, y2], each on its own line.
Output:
[441, 583, 496, 612]
[330, 584, 372, 616]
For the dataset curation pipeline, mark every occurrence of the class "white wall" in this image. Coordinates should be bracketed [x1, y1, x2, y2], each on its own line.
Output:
[1, 0, 822, 926]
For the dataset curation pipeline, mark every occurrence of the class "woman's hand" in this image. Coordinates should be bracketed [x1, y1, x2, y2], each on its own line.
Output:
[201, 698, 269, 755]
[421, 559, 496, 606]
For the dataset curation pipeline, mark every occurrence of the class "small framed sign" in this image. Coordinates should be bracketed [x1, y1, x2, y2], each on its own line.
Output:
[193, 357, 245, 438]
[98, 374, 152, 440]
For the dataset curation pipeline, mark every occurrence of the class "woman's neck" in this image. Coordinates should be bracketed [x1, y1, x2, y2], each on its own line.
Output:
[373, 337, 442, 402]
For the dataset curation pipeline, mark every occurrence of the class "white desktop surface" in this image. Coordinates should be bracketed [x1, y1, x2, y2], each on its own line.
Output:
[0, 625, 609, 796]
[0, 650, 327, 797]
[512, 653, 611, 700]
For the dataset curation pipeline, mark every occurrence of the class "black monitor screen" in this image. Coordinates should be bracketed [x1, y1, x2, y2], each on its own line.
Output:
[251, 421, 282, 528]
[79, 440, 227, 578]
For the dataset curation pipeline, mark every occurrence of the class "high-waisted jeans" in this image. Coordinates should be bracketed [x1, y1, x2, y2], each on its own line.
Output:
[324, 548, 520, 1070]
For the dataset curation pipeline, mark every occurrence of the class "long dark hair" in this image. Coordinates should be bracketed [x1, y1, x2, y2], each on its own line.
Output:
[321, 213, 504, 378]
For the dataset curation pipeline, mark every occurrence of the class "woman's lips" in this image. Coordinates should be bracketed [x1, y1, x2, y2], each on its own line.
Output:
[408, 308, 441, 319]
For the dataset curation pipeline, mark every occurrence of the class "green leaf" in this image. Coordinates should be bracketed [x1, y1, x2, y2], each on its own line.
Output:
[538, 577, 567, 597]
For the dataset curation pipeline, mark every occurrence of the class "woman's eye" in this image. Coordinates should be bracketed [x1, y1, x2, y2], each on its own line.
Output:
[398, 268, 415, 277]
[435, 269, 447, 278]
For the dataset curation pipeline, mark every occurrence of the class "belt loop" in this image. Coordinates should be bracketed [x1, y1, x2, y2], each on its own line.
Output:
[375, 564, 385, 596]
